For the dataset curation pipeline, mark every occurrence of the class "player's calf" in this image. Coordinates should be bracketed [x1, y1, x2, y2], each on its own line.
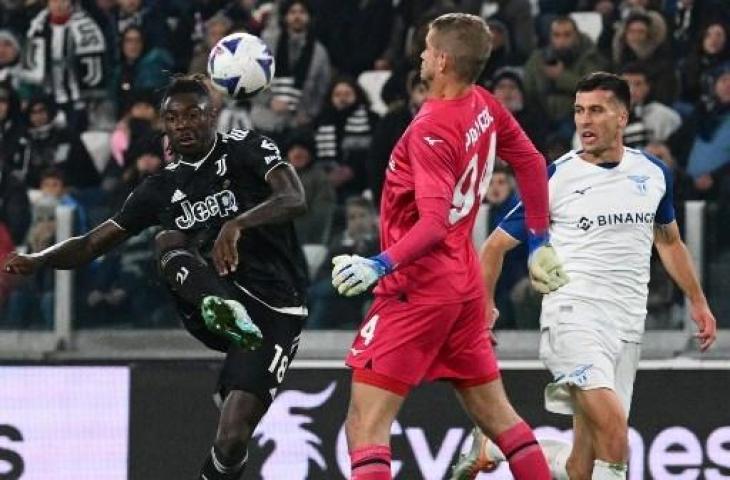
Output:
[572, 388, 629, 479]
[346, 378, 406, 480]
[199, 390, 267, 480]
[456, 380, 551, 480]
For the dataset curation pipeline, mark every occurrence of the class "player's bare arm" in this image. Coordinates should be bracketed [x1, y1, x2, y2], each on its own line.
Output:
[653, 220, 717, 351]
[3, 220, 131, 275]
[480, 229, 521, 299]
[212, 164, 306, 275]
[479, 228, 520, 341]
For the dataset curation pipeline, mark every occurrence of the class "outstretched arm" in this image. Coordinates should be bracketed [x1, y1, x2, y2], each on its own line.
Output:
[4, 220, 130, 274]
[212, 164, 306, 275]
[654, 221, 717, 351]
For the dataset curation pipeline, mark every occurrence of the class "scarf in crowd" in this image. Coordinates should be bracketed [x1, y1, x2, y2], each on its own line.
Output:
[315, 103, 373, 161]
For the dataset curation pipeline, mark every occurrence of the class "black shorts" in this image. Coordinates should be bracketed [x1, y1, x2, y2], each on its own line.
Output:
[176, 287, 306, 407]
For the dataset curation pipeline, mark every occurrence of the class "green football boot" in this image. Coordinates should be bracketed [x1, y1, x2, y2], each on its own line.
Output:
[201, 296, 263, 350]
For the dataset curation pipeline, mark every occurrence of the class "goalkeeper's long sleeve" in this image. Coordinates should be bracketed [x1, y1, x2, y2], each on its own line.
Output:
[381, 196, 450, 270]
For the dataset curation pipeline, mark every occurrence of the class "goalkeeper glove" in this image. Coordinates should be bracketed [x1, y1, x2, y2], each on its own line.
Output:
[331, 254, 393, 297]
[527, 231, 569, 294]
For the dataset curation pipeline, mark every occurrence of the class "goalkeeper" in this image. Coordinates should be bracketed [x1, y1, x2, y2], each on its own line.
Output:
[328, 13, 568, 480]
[450, 72, 716, 480]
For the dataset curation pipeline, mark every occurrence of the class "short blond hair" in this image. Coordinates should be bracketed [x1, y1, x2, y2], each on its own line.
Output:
[429, 13, 492, 83]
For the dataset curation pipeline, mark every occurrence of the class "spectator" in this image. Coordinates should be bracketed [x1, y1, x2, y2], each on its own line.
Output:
[253, 0, 332, 136]
[491, 68, 549, 155]
[592, 0, 621, 58]
[108, 131, 164, 212]
[35, 168, 88, 233]
[476, 0, 536, 63]
[368, 71, 426, 208]
[524, 16, 606, 139]
[314, 76, 380, 202]
[188, 12, 232, 75]
[224, 0, 271, 35]
[620, 63, 682, 148]
[618, 0, 664, 18]
[111, 26, 173, 115]
[680, 22, 730, 107]
[0, 30, 23, 92]
[0, 146, 30, 245]
[644, 141, 695, 228]
[684, 63, 730, 198]
[476, 19, 516, 86]
[612, 11, 678, 105]
[284, 132, 335, 245]
[11, 96, 100, 189]
[315, 0, 394, 77]
[0, 0, 42, 39]
[19, 0, 107, 131]
[5, 168, 87, 328]
[667, 0, 730, 53]
[307, 196, 379, 329]
[109, 89, 160, 170]
[0, 85, 22, 157]
[112, 0, 169, 52]
[213, 94, 254, 135]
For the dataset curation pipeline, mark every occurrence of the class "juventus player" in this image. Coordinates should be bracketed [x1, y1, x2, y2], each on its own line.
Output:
[4, 75, 309, 480]
[451, 73, 717, 480]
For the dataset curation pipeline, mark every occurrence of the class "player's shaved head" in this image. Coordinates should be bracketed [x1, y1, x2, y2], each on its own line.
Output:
[428, 13, 492, 83]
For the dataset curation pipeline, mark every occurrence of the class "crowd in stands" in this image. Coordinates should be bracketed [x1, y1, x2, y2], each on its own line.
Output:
[0, 0, 729, 331]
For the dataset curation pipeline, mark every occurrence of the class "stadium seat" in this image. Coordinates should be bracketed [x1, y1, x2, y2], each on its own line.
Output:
[302, 244, 328, 280]
[570, 12, 603, 44]
[81, 131, 112, 173]
[357, 70, 392, 116]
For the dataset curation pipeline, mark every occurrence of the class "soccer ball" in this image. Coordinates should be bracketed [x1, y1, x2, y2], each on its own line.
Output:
[207, 32, 275, 100]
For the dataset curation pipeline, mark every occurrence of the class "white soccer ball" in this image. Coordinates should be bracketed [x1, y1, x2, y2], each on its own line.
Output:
[207, 32, 275, 100]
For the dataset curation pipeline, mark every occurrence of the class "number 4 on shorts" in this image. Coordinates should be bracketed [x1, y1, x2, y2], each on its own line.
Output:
[360, 315, 379, 346]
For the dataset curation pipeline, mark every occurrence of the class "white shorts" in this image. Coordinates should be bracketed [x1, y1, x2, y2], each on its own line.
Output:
[539, 304, 641, 417]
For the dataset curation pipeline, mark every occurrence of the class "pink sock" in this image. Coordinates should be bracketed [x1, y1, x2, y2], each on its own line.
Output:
[495, 421, 551, 480]
[350, 444, 391, 480]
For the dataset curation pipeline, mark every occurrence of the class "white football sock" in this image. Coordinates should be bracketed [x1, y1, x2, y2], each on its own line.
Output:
[592, 459, 627, 479]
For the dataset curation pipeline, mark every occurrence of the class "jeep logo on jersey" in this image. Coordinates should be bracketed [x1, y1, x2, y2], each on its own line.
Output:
[175, 190, 239, 229]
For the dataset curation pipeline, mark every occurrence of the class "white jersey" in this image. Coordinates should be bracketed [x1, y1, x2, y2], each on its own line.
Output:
[499, 147, 675, 341]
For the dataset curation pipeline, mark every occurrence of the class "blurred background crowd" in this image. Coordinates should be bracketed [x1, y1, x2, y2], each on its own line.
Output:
[0, 0, 728, 332]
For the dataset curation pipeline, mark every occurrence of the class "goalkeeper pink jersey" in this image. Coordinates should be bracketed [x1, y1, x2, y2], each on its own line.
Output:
[374, 85, 549, 304]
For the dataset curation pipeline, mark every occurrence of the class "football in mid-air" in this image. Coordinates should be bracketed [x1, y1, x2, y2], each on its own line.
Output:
[207, 32, 275, 100]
